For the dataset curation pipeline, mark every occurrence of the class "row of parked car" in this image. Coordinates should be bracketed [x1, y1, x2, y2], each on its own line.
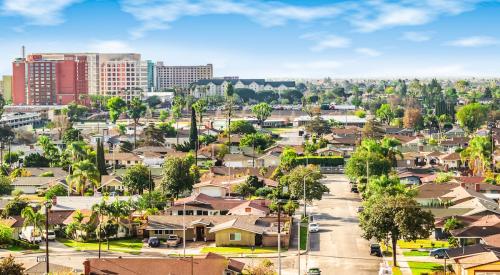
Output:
[146, 235, 182, 248]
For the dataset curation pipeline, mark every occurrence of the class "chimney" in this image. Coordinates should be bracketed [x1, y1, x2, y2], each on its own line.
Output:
[460, 182, 466, 188]
[475, 183, 480, 192]
[51, 196, 57, 206]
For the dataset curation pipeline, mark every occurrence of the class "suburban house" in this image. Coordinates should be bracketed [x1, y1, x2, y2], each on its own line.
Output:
[83, 253, 245, 275]
[256, 151, 281, 167]
[169, 193, 247, 216]
[144, 215, 290, 247]
[441, 185, 500, 216]
[449, 249, 500, 275]
[439, 152, 463, 169]
[0, 210, 73, 240]
[449, 215, 500, 246]
[228, 201, 270, 216]
[98, 175, 125, 193]
[223, 154, 255, 168]
[104, 152, 142, 168]
[11, 177, 62, 194]
[440, 137, 469, 151]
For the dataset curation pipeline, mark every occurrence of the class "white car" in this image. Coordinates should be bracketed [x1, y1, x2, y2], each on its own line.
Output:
[42, 230, 56, 241]
[308, 223, 319, 233]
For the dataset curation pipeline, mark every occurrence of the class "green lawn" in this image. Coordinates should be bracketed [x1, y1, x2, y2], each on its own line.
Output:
[387, 262, 403, 275]
[397, 240, 449, 249]
[201, 246, 282, 254]
[57, 238, 143, 254]
[267, 127, 294, 134]
[408, 261, 443, 275]
[3, 245, 43, 253]
[403, 250, 430, 257]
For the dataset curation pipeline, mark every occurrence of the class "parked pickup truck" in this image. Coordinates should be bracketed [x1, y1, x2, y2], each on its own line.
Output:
[166, 235, 182, 247]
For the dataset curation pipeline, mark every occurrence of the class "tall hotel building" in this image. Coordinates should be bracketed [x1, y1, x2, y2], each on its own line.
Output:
[155, 62, 213, 90]
[12, 53, 149, 105]
[12, 54, 88, 105]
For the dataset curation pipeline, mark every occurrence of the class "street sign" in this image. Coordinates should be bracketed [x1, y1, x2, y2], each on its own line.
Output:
[36, 256, 46, 262]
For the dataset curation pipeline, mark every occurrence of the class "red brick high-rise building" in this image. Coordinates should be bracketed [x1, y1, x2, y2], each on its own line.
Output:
[12, 54, 88, 106]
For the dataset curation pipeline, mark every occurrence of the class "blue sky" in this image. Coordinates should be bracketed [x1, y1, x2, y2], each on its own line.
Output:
[0, 0, 499, 78]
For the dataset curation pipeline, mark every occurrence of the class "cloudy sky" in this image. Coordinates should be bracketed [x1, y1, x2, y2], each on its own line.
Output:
[0, 0, 499, 78]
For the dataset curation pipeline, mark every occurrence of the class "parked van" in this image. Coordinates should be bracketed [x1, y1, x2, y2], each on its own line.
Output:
[20, 226, 42, 243]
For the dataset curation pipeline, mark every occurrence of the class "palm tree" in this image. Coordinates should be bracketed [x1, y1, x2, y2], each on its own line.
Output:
[21, 207, 45, 240]
[127, 97, 147, 149]
[67, 160, 100, 195]
[172, 96, 185, 145]
[437, 114, 451, 141]
[380, 137, 403, 167]
[460, 136, 492, 176]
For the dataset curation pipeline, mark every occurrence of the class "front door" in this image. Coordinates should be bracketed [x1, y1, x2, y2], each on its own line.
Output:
[196, 226, 204, 241]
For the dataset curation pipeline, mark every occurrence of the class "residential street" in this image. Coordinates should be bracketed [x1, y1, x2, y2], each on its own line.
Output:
[306, 174, 381, 274]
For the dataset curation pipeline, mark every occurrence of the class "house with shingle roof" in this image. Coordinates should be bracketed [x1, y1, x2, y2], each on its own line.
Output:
[83, 252, 245, 275]
[450, 250, 500, 275]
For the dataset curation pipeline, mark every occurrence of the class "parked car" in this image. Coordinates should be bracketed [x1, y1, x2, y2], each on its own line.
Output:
[166, 235, 182, 247]
[308, 223, 319, 233]
[357, 206, 364, 213]
[429, 248, 449, 259]
[148, 237, 161, 248]
[307, 267, 321, 275]
[42, 230, 56, 241]
[370, 243, 382, 257]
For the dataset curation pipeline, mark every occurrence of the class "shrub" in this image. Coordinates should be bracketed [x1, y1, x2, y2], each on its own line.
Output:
[39, 171, 54, 177]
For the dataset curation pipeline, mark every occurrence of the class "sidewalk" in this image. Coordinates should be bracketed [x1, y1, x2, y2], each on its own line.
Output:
[382, 245, 412, 275]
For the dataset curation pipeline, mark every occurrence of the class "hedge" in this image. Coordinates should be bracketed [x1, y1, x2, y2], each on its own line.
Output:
[295, 156, 344, 167]
[10, 238, 40, 249]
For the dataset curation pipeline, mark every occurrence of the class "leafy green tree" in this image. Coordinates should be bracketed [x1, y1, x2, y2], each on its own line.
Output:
[2, 196, 28, 216]
[403, 107, 423, 130]
[122, 164, 152, 194]
[160, 156, 196, 198]
[37, 136, 60, 167]
[106, 97, 126, 123]
[3, 151, 21, 164]
[158, 121, 177, 138]
[0, 223, 13, 243]
[119, 141, 133, 153]
[282, 199, 299, 216]
[435, 172, 454, 183]
[228, 120, 256, 135]
[0, 175, 12, 195]
[145, 95, 162, 108]
[280, 165, 327, 203]
[456, 103, 489, 134]
[443, 217, 464, 233]
[0, 255, 25, 275]
[136, 190, 168, 210]
[234, 182, 257, 197]
[251, 103, 273, 127]
[143, 123, 165, 146]
[44, 184, 67, 199]
[239, 133, 274, 151]
[23, 153, 50, 167]
[305, 116, 331, 136]
[117, 124, 127, 135]
[159, 110, 170, 122]
[279, 147, 298, 173]
[376, 104, 394, 124]
[345, 139, 392, 181]
[62, 127, 83, 144]
[127, 97, 147, 148]
[66, 103, 89, 122]
[199, 134, 217, 145]
[67, 160, 100, 196]
[359, 195, 434, 267]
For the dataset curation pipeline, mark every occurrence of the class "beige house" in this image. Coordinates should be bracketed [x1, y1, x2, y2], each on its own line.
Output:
[105, 152, 142, 167]
[99, 175, 125, 193]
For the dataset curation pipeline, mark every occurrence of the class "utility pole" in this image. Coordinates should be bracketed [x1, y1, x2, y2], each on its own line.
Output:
[44, 201, 51, 274]
[278, 201, 282, 275]
[183, 202, 186, 258]
[297, 215, 301, 275]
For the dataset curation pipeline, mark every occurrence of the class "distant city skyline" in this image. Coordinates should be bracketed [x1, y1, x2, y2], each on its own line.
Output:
[0, 0, 500, 78]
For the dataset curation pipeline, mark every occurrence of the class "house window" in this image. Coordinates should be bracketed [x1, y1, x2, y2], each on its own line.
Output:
[229, 232, 241, 241]
[197, 210, 203, 215]
[178, 210, 183, 215]
[186, 210, 194, 215]
[202, 211, 208, 215]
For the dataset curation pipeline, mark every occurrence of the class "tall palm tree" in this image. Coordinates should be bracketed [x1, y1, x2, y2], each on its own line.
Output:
[225, 83, 235, 146]
[21, 207, 45, 240]
[461, 136, 492, 176]
[380, 137, 403, 167]
[67, 160, 100, 195]
[127, 97, 147, 149]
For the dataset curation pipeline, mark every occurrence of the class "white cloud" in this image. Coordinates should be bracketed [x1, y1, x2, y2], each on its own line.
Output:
[121, 0, 486, 38]
[87, 40, 134, 53]
[447, 36, 498, 47]
[355, 47, 381, 57]
[308, 35, 351, 51]
[1, 0, 80, 25]
[402, 31, 431, 42]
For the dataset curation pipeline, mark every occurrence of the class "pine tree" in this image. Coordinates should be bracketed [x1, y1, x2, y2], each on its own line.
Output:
[96, 139, 107, 176]
[189, 107, 198, 150]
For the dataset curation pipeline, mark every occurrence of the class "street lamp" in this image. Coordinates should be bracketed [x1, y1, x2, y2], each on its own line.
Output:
[276, 198, 286, 275]
[44, 200, 52, 274]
